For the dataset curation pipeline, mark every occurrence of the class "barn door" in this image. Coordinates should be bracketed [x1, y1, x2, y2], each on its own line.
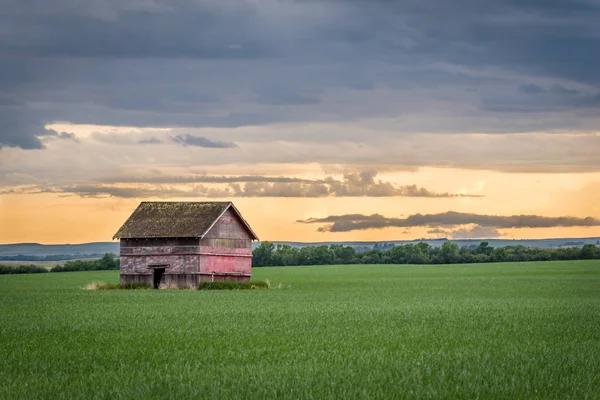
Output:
[153, 268, 165, 289]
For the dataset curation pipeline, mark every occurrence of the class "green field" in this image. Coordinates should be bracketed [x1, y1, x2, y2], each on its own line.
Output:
[1, 261, 599, 399]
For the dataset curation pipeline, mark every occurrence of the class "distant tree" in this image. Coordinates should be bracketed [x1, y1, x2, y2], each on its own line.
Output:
[441, 242, 460, 264]
[581, 244, 597, 260]
[491, 247, 507, 262]
[475, 242, 493, 256]
[252, 242, 275, 267]
[251, 240, 599, 268]
[359, 250, 381, 264]
[329, 244, 356, 264]
[311, 246, 335, 265]
[97, 252, 118, 270]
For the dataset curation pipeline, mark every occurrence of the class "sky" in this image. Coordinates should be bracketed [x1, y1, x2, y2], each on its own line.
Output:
[1, 0, 600, 244]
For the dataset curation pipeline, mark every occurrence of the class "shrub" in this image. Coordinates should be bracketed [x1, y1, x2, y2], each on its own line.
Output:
[0, 265, 49, 275]
[51, 253, 119, 273]
[198, 280, 270, 290]
[83, 282, 151, 290]
[114, 283, 152, 290]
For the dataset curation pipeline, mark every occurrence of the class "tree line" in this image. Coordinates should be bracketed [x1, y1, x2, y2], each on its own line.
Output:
[0, 253, 108, 262]
[0, 253, 119, 275]
[2, 245, 599, 275]
[252, 241, 600, 267]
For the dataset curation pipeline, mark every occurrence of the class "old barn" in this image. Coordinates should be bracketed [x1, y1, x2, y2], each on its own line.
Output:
[113, 201, 259, 288]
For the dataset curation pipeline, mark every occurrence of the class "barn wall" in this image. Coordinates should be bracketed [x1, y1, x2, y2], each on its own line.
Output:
[121, 238, 198, 247]
[202, 209, 254, 240]
[163, 274, 199, 288]
[199, 254, 251, 276]
[198, 208, 253, 280]
[120, 274, 153, 286]
[118, 206, 255, 285]
[120, 274, 199, 287]
[120, 237, 201, 277]
[120, 254, 199, 275]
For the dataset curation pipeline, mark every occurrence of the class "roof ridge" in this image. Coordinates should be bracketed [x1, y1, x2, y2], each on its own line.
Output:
[112, 201, 256, 240]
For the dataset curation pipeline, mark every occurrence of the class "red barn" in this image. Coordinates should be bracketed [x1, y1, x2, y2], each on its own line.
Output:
[113, 201, 259, 288]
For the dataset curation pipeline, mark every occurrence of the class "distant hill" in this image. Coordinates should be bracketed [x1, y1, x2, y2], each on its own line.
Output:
[0, 242, 120, 261]
[1, 237, 599, 261]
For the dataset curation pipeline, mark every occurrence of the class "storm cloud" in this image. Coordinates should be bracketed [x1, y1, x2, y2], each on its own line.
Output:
[171, 134, 236, 148]
[299, 212, 600, 232]
[1, 0, 600, 158]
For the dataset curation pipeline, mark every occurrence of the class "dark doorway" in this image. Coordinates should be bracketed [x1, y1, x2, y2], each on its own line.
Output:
[153, 268, 165, 289]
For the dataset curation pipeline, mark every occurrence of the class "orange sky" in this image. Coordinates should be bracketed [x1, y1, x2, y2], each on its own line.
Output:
[3, 1, 600, 244]
[2, 164, 599, 244]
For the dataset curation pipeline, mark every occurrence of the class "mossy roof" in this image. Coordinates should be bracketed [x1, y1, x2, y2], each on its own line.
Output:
[113, 201, 258, 240]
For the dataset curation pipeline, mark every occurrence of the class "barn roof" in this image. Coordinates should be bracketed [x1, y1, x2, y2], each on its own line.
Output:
[113, 201, 259, 240]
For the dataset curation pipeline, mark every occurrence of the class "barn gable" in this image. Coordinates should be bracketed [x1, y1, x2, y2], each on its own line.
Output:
[113, 201, 258, 240]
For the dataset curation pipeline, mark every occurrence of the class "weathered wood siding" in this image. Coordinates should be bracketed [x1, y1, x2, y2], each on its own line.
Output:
[120, 274, 198, 287]
[120, 255, 199, 274]
[120, 238, 200, 276]
[199, 208, 253, 281]
[119, 207, 254, 286]
[120, 274, 153, 286]
[202, 209, 253, 240]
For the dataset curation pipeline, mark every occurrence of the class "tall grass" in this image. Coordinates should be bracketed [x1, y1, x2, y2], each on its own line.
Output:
[1, 261, 599, 399]
[198, 280, 270, 290]
[83, 281, 151, 290]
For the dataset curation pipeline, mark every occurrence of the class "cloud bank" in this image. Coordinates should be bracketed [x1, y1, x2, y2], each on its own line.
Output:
[2, 170, 481, 199]
[171, 134, 236, 148]
[1, 0, 599, 158]
[299, 212, 600, 232]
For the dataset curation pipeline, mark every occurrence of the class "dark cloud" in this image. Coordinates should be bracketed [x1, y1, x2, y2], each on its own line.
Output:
[138, 137, 162, 145]
[482, 83, 600, 113]
[256, 85, 321, 106]
[450, 225, 503, 239]
[1, 0, 600, 149]
[170, 134, 236, 148]
[228, 182, 329, 198]
[426, 227, 451, 236]
[1, 2, 273, 59]
[323, 171, 482, 198]
[45, 130, 78, 141]
[20, 184, 230, 199]
[104, 175, 315, 184]
[95, 170, 481, 198]
[299, 211, 600, 232]
[518, 84, 546, 95]
[519, 84, 580, 96]
[0, 109, 78, 148]
[5, 169, 483, 199]
[426, 225, 503, 238]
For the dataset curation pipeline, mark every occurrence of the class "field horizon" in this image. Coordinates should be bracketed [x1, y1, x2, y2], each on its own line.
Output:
[2, 260, 599, 398]
[1, 236, 599, 262]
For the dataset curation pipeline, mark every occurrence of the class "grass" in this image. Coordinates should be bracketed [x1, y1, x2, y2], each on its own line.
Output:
[83, 282, 152, 290]
[198, 279, 270, 290]
[1, 260, 599, 399]
[82, 280, 269, 290]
